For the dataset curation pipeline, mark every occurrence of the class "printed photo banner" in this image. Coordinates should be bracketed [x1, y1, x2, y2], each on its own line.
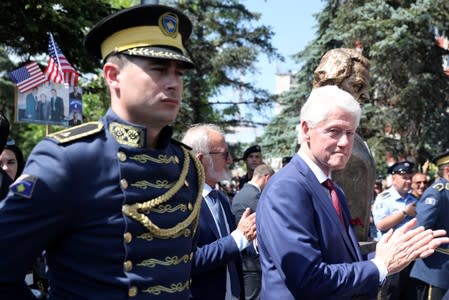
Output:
[15, 82, 83, 127]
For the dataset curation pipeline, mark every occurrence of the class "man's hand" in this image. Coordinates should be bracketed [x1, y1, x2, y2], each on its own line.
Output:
[374, 218, 449, 275]
[403, 201, 416, 217]
[237, 208, 256, 241]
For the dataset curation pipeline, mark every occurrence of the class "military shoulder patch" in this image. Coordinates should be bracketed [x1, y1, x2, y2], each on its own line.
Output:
[423, 197, 437, 206]
[47, 122, 104, 144]
[10, 174, 37, 199]
[432, 183, 444, 192]
[379, 191, 390, 199]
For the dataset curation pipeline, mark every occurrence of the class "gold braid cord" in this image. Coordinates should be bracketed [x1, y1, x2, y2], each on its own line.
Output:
[122, 146, 204, 238]
[436, 247, 449, 255]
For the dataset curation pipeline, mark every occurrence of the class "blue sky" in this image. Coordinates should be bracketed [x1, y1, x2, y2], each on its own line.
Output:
[224, 1, 325, 144]
[243, 0, 325, 93]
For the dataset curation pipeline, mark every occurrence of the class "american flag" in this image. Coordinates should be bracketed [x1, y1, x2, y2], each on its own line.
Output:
[44, 33, 79, 86]
[8, 62, 47, 93]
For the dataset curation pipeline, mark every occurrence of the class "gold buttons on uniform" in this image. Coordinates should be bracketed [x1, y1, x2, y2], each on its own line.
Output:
[124, 232, 132, 244]
[175, 156, 179, 164]
[120, 179, 128, 189]
[117, 151, 127, 162]
[184, 180, 189, 187]
[188, 203, 193, 211]
[128, 286, 138, 297]
[124, 260, 133, 272]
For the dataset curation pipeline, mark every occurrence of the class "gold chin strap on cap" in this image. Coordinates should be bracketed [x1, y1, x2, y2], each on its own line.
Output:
[100, 26, 184, 59]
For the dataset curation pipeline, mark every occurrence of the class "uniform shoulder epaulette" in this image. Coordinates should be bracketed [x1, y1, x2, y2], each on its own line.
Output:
[47, 122, 104, 144]
[171, 138, 192, 151]
[379, 191, 391, 198]
[432, 182, 444, 192]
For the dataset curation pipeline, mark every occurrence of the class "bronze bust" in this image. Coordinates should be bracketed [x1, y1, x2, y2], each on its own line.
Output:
[313, 48, 375, 245]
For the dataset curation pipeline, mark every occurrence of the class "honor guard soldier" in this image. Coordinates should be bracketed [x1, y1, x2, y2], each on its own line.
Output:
[0, 4, 204, 300]
[411, 151, 449, 300]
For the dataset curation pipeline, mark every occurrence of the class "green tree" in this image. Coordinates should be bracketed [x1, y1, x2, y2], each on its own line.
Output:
[2, 0, 280, 158]
[0, 0, 115, 157]
[169, 0, 281, 138]
[262, 0, 449, 174]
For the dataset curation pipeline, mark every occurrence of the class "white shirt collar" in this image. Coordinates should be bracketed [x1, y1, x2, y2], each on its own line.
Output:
[298, 151, 329, 184]
[247, 181, 261, 192]
[203, 183, 214, 198]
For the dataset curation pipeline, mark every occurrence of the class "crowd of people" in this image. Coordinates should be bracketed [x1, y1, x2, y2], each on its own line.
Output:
[0, 3, 448, 300]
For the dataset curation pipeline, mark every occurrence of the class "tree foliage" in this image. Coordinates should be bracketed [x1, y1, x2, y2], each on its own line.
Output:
[169, 0, 281, 138]
[1, 0, 279, 158]
[0, 0, 116, 157]
[261, 0, 449, 174]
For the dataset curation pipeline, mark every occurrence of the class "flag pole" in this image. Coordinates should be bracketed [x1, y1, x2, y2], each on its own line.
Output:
[45, 124, 52, 136]
[48, 32, 66, 84]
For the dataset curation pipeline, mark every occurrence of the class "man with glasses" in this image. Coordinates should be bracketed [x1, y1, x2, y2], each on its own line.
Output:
[410, 172, 429, 201]
[182, 124, 257, 300]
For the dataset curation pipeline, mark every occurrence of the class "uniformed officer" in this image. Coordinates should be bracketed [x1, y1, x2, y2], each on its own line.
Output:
[372, 160, 417, 299]
[373, 161, 416, 232]
[0, 4, 204, 300]
[410, 151, 449, 300]
[239, 145, 262, 189]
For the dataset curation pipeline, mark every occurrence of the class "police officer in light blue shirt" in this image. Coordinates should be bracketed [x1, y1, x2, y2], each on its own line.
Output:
[373, 160, 417, 300]
[373, 161, 416, 233]
[0, 4, 204, 299]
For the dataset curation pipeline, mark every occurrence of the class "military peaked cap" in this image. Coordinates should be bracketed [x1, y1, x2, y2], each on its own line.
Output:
[388, 160, 414, 175]
[84, 4, 194, 68]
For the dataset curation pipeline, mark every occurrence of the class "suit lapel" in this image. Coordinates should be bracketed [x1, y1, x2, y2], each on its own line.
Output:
[201, 197, 221, 238]
[294, 156, 360, 262]
[216, 191, 236, 231]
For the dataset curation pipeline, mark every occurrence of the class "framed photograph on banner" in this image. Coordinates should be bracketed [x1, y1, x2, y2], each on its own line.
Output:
[68, 86, 83, 126]
[15, 82, 70, 126]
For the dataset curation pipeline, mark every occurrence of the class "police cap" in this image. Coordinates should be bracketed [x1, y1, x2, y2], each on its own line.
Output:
[242, 145, 261, 161]
[84, 4, 194, 68]
[388, 160, 414, 175]
[432, 150, 449, 167]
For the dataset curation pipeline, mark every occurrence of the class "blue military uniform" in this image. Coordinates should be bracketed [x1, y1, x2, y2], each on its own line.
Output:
[0, 4, 204, 299]
[0, 109, 204, 299]
[410, 151, 449, 297]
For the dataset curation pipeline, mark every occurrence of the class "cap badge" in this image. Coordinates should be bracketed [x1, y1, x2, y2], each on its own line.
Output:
[159, 12, 178, 38]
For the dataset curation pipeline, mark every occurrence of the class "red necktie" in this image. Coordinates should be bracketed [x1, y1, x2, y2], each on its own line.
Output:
[322, 179, 345, 225]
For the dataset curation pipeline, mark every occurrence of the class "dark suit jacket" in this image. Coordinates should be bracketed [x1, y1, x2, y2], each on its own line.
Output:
[190, 191, 244, 300]
[51, 96, 64, 121]
[231, 183, 261, 272]
[257, 154, 379, 300]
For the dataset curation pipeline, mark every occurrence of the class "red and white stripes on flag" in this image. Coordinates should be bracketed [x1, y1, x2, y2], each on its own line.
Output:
[8, 62, 47, 93]
[44, 33, 79, 86]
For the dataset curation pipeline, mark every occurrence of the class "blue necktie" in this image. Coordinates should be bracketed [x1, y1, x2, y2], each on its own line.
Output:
[209, 190, 241, 298]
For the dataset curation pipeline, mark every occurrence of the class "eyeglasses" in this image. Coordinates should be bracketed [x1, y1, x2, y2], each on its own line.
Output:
[413, 181, 428, 185]
[208, 151, 230, 160]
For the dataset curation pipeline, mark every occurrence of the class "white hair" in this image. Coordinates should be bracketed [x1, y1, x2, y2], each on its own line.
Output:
[298, 86, 361, 143]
